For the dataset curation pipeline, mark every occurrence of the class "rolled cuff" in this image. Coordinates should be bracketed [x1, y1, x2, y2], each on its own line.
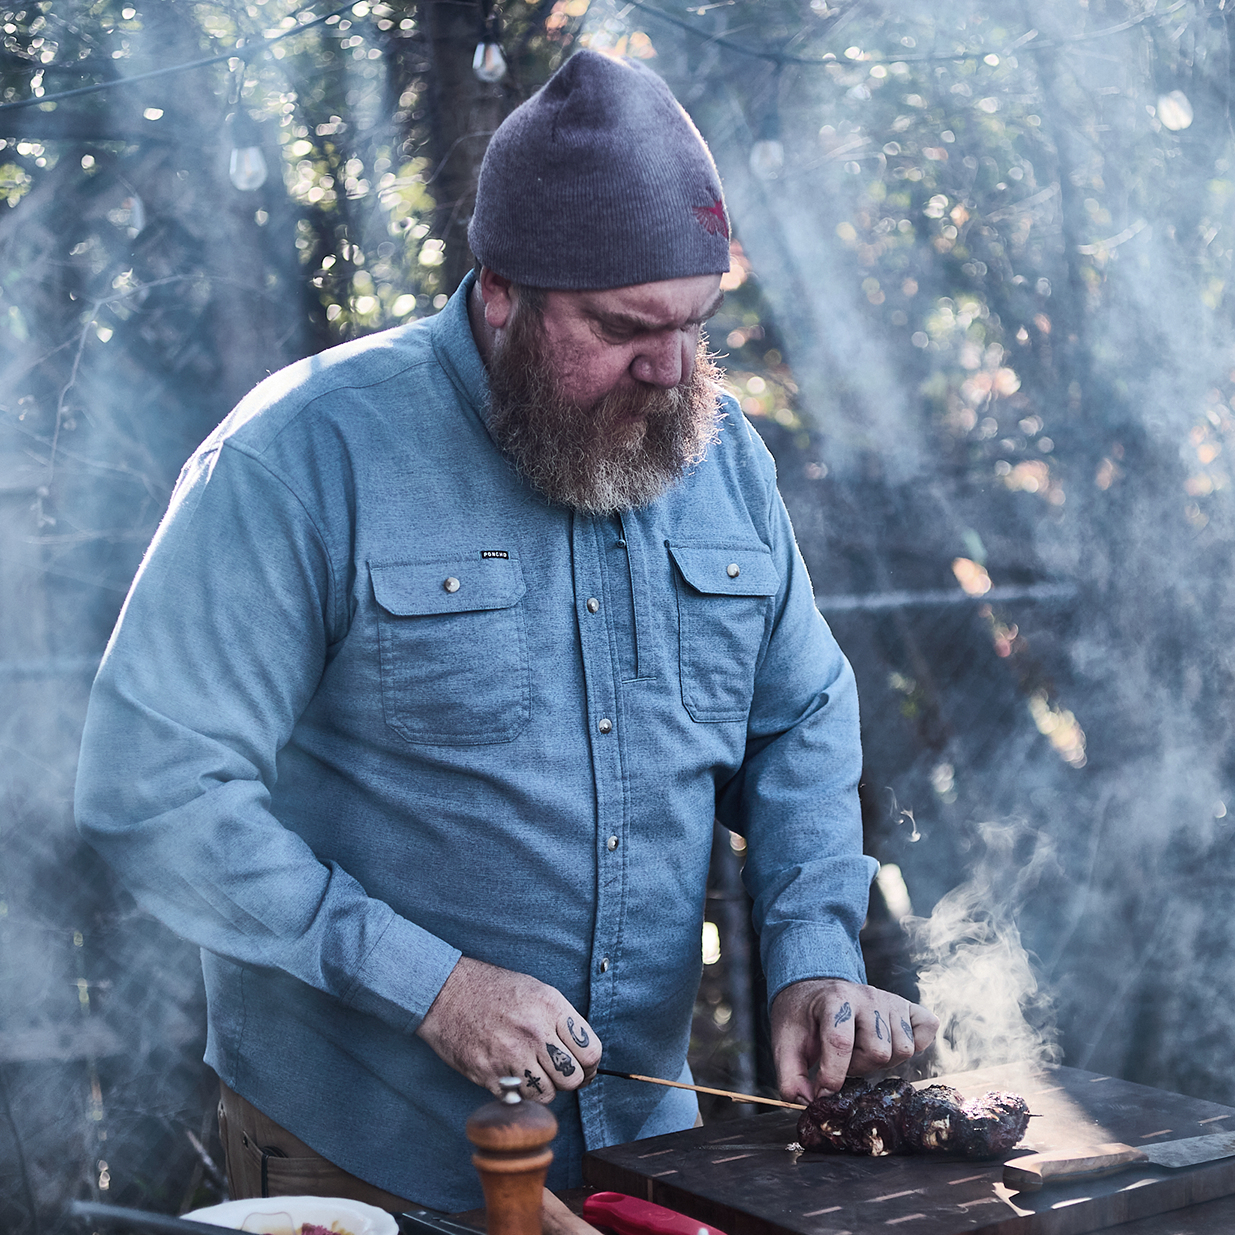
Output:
[341, 910, 463, 1034]
[760, 855, 879, 1006]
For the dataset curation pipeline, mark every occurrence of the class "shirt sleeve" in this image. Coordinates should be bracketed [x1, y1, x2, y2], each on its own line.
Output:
[74, 440, 461, 1035]
[715, 441, 877, 1005]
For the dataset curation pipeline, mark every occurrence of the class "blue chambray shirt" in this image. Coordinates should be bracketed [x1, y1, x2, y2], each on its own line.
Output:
[75, 274, 877, 1212]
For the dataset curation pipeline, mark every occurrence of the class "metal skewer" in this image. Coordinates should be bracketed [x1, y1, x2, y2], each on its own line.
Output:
[596, 1068, 807, 1111]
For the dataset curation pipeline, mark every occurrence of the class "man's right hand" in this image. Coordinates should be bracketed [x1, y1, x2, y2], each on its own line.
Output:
[415, 956, 602, 1103]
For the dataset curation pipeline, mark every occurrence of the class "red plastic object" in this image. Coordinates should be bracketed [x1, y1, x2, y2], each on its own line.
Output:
[583, 1191, 730, 1235]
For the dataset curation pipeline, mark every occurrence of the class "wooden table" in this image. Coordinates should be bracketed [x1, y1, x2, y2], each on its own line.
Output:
[582, 1064, 1235, 1235]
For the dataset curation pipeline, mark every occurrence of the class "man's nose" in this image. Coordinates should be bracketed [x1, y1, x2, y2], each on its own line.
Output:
[631, 331, 694, 389]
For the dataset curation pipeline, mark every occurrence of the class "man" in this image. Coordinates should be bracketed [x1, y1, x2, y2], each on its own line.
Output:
[75, 50, 937, 1218]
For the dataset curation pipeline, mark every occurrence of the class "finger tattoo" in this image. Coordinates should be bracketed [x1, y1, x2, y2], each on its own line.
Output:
[546, 1042, 577, 1077]
[901, 1018, 914, 1041]
[524, 1069, 544, 1095]
[874, 1010, 887, 1041]
[834, 1002, 853, 1028]
[567, 1016, 591, 1049]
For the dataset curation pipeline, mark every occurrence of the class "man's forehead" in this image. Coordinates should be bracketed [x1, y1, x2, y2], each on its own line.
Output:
[554, 274, 725, 329]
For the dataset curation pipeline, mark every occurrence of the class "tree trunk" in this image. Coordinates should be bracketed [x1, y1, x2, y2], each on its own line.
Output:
[421, 0, 509, 294]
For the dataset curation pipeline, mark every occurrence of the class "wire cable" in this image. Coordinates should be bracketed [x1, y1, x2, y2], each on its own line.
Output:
[622, 0, 1160, 67]
[0, 0, 359, 115]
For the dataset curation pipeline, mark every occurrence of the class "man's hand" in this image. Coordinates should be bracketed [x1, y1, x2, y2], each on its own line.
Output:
[770, 978, 939, 1104]
[415, 956, 602, 1103]
[542, 1189, 603, 1235]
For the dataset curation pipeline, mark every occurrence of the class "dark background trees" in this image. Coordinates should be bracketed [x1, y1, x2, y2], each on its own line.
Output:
[3, 0, 1235, 1229]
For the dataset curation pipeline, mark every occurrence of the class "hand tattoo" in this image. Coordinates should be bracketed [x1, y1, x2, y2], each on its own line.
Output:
[901, 1018, 913, 1042]
[833, 1002, 853, 1028]
[874, 1010, 887, 1041]
[524, 1069, 543, 1095]
[567, 1016, 591, 1049]
[546, 1042, 577, 1077]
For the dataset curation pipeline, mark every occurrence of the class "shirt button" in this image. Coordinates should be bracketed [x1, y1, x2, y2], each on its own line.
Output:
[586, 597, 600, 614]
[443, 576, 461, 593]
[606, 835, 619, 851]
[598, 718, 613, 734]
[599, 957, 610, 973]
[727, 563, 741, 578]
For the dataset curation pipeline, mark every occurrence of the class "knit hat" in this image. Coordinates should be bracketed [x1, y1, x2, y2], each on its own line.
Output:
[468, 50, 730, 290]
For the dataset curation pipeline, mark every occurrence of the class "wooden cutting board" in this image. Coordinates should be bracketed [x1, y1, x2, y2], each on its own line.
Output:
[582, 1063, 1235, 1235]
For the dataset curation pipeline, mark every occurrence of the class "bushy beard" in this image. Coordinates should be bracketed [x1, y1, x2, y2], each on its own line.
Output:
[485, 302, 723, 516]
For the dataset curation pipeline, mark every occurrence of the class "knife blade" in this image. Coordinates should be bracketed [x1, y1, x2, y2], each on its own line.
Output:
[1003, 1131, 1235, 1191]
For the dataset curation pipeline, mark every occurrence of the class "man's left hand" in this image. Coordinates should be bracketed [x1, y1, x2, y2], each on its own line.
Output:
[770, 978, 939, 1105]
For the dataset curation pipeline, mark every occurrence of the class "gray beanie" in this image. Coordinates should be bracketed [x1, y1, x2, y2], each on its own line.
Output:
[468, 50, 730, 290]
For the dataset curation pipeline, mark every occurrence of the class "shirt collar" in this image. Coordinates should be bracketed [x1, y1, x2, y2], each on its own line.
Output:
[430, 269, 490, 420]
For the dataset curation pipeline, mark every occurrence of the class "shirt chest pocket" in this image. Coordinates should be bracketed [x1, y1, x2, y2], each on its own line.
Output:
[667, 542, 779, 723]
[369, 556, 530, 745]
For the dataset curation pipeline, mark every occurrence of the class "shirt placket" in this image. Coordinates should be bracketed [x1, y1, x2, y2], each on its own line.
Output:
[571, 512, 628, 1150]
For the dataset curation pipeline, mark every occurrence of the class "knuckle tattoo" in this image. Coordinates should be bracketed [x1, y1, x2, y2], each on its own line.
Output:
[546, 1042, 577, 1077]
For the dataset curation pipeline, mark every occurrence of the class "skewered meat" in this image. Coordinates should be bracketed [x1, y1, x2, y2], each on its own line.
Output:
[798, 1080, 1030, 1159]
[843, 1078, 914, 1156]
[953, 1090, 1032, 1158]
[795, 1077, 871, 1152]
[898, 1084, 966, 1152]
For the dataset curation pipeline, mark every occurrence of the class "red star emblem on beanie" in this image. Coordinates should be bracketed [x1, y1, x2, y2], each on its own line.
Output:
[693, 197, 729, 239]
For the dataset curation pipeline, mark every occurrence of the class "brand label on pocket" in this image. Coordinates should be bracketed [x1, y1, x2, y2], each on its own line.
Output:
[481, 549, 509, 559]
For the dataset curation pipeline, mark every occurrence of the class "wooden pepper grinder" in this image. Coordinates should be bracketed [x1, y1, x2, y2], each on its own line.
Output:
[467, 1076, 558, 1235]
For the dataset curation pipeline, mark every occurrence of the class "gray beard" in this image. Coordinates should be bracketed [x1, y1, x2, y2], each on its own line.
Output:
[485, 307, 723, 516]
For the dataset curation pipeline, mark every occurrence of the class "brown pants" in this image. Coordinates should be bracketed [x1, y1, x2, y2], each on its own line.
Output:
[217, 1078, 423, 1212]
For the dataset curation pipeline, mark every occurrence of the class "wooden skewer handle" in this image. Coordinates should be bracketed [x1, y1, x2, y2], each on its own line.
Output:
[597, 1068, 807, 1111]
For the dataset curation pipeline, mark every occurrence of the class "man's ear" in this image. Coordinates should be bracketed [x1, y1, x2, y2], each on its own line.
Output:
[479, 267, 516, 330]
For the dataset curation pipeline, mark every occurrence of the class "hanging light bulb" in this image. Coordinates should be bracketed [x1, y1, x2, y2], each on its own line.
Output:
[227, 109, 268, 192]
[125, 194, 146, 236]
[749, 112, 784, 181]
[473, 5, 507, 83]
[750, 66, 785, 181]
[473, 38, 507, 82]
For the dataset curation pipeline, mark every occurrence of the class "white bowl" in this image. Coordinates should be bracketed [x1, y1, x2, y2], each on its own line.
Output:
[183, 1195, 398, 1235]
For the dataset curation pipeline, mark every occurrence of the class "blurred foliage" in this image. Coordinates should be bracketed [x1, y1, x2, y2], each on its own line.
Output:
[0, 0, 586, 355]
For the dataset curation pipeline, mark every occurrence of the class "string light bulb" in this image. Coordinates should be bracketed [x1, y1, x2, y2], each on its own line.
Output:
[749, 113, 784, 181]
[750, 66, 785, 181]
[473, 4, 507, 83]
[227, 109, 268, 191]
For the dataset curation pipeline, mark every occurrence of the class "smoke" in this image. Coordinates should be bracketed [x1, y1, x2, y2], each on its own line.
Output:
[904, 821, 1063, 1076]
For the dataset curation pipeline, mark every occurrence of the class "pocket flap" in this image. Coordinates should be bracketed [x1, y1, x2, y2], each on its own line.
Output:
[370, 555, 526, 616]
[668, 543, 778, 597]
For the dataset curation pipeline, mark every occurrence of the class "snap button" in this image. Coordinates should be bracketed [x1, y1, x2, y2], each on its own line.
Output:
[727, 563, 741, 578]
[599, 957, 610, 973]
[598, 718, 613, 734]
[606, 835, 619, 851]
[587, 597, 600, 614]
[443, 576, 461, 593]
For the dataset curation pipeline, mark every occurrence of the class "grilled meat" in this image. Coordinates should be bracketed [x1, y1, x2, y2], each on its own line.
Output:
[899, 1083, 966, 1152]
[953, 1090, 1032, 1159]
[843, 1079, 914, 1156]
[796, 1077, 871, 1151]
[798, 1080, 1029, 1160]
